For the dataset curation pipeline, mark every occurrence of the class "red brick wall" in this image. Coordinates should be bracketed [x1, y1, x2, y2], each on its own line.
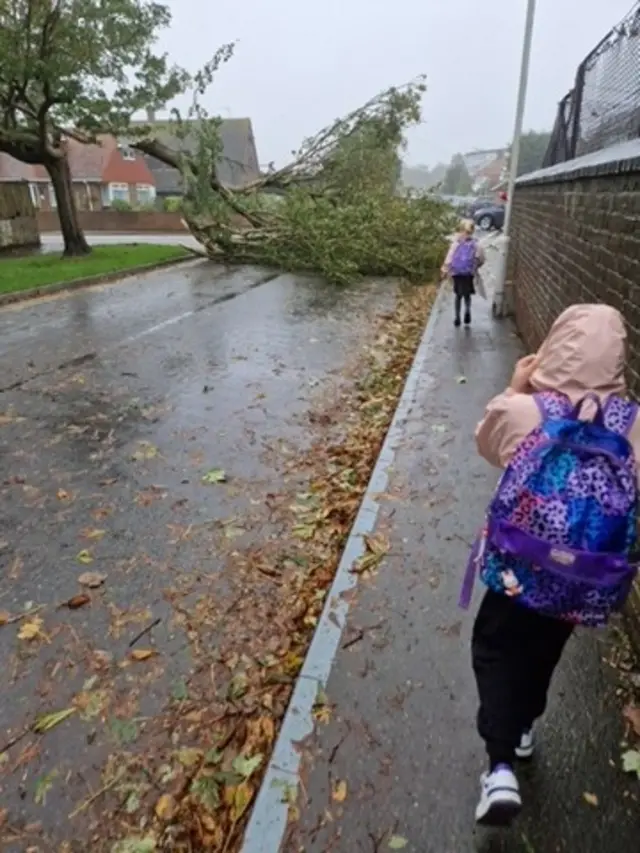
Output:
[507, 156, 640, 394]
[508, 149, 640, 632]
[38, 209, 188, 234]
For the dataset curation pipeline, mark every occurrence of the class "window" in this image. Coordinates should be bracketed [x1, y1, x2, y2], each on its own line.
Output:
[48, 183, 57, 209]
[136, 184, 156, 206]
[119, 145, 136, 161]
[109, 183, 130, 203]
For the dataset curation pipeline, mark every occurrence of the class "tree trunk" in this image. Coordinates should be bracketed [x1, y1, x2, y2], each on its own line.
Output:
[46, 154, 91, 257]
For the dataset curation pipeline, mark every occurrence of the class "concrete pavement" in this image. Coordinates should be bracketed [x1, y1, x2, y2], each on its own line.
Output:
[244, 274, 640, 851]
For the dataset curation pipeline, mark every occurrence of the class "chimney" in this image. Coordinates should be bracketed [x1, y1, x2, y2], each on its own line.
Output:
[146, 108, 156, 123]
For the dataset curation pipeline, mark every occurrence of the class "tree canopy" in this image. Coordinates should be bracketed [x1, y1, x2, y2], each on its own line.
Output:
[516, 130, 551, 176]
[440, 153, 473, 195]
[163, 77, 455, 285]
[0, 0, 194, 254]
[401, 162, 447, 192]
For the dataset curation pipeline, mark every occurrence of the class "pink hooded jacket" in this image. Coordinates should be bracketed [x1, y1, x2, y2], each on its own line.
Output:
[476, 304, 640, 470]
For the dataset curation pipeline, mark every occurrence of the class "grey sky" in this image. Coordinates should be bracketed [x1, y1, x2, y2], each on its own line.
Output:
[161, 0, 634, 167]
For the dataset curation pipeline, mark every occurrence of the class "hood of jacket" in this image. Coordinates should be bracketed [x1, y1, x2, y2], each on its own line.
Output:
[529, 304, 627, 402]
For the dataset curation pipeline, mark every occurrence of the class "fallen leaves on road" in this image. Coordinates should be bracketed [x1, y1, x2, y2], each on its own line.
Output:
[155, 793, 177, 821]
[78, 571, 106, 588]
[201, 468, 227, 485]
[81, 527, 106, 541]
[0, 410, 25, 426]
[130, 649, 156, 662]
[132, 441, 159, 461]
[34, 770, 58, 806]
[623, 703, 640, 737]
[76, 549, 93, 565]
[17, 615, 47, 642]
[63, 593, 91, 609]
[351, 532, 390, 576]
[622, 749, 640, 778]
[33, 708, 76, 734]
[0, 283, 436, 853]
[332, 780, 348, 802]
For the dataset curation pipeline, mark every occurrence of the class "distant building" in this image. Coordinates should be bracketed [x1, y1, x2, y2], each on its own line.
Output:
[461, 148, 508, 193]
[0, 135, 156, 211]
[132, 111, 261, 199]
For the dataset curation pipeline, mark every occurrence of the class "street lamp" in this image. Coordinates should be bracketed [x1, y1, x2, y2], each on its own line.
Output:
[492, 0, 537, 318]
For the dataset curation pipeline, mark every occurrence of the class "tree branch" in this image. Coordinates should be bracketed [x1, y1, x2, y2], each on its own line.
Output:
[0, 128, 46, 164]
[132, 136, 266, 228]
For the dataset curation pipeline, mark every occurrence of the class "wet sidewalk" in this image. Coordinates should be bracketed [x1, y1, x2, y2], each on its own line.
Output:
[245, 281, 640, 852]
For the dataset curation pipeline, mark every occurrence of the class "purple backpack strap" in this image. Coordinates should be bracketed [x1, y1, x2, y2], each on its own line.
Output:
[533, 391, 571, 421]
[602, 396, 640, 438]
[459, 535, 482, 609]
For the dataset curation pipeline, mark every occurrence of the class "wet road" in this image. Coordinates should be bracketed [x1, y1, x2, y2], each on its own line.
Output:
[278, 282, 640, 851]
[0, 260, 399, 848]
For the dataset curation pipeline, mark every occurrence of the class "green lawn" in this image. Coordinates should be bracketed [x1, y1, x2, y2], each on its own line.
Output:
[0, 243, 191, 295]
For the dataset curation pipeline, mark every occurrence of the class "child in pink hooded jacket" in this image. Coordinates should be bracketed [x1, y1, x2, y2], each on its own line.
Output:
[471, 304, 640, 826]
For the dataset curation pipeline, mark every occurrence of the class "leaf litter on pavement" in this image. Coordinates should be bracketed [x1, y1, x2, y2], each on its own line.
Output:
[0, 282, 436, 852]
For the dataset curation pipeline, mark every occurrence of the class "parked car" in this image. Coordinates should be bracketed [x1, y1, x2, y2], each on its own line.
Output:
[464, 197, 495, 218]
[473, 203, 505, 231]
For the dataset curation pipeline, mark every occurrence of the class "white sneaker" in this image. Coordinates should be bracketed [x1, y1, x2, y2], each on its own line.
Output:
[475, 764, 522, 827]
[515, 729, 535, 760]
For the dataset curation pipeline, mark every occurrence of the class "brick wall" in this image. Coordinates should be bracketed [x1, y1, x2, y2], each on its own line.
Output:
[38, 209, 188, 234]
[507, 139, 640, 637]
[507, 140, 640, 392]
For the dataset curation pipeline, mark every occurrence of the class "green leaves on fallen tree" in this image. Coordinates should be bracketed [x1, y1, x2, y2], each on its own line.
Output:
[148, 75, 454, 285]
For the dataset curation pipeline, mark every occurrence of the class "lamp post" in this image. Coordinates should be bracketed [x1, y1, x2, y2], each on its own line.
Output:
[492, 0, 537, 319]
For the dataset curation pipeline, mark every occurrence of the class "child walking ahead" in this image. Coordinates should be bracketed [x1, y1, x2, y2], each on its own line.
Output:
[441, 219, 485, 327]
[466, 304, 640, 826]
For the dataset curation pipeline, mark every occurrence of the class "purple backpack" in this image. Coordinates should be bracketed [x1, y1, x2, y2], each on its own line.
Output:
[449, 239, 477, 276]
[460, 391, 639, 626]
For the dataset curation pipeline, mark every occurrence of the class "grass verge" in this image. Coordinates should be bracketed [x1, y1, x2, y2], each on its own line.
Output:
[0, 244, 191, 295]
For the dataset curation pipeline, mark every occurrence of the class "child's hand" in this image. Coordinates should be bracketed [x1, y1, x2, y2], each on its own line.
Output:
[440, 265, 448, 278]
[509, 354, 540, 393]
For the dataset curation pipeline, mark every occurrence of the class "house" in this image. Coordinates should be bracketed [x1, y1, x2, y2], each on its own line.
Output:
[471, 155, 508, 195]
[132, 111, 261, 199]
[462, 148, 506, 178]
[460, 148, 508, 195]
[0, 135, 157, 211]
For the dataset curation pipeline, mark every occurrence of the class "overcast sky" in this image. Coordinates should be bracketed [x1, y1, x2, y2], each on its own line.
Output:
[161, 0, 634, 168]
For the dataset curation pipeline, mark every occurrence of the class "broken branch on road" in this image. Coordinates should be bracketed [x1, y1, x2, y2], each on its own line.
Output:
[133, 78, 453, 286]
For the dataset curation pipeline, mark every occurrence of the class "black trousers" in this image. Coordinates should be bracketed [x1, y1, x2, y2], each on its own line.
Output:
[472, 590, 574, 769]
[452, 275, 474, 319]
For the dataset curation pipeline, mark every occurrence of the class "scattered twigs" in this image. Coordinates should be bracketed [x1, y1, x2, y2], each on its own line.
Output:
[128, 617, 161, 648]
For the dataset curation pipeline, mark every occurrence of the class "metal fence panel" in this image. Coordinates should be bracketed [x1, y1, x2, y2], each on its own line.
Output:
[544, 2, 640, 166]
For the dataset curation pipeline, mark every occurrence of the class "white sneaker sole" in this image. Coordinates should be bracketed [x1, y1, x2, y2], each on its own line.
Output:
[476, 793, 522, 827]
[515, 743, 534, 760]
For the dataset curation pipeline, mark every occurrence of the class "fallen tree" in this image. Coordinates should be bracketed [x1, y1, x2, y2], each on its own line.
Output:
[135, 78, 454, 285]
